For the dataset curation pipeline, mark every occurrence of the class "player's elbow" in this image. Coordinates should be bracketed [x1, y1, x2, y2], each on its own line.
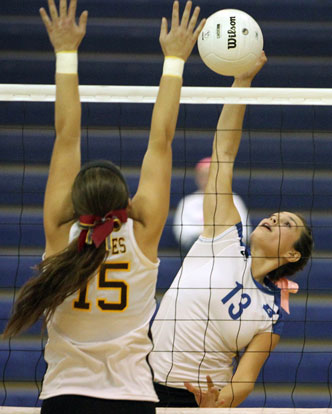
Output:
[150, 114, 177, 146]
[244, 381, 255, 394]
[222, 381, 255, 408]
[234, 380, 256, 399]
[149, 135, 173, 156]
[163, 125, 176, 144]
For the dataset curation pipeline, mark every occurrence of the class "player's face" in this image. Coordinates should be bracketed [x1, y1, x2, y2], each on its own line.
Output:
[251, 211, 303, 260]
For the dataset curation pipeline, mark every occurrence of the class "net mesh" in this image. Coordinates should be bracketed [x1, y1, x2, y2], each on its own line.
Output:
[1, 85, 332, 409]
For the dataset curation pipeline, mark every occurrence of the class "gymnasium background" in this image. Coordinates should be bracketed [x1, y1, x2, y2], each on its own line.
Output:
[1, 0, 332, 408]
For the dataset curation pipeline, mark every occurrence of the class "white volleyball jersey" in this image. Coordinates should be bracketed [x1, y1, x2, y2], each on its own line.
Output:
[150, 223, 284, 390]
[40, 218, 159, 402]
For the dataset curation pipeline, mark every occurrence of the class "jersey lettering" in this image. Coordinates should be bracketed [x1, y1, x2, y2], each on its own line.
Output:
[73, 285, 91, 311]
[97, 262, 129, 311]
[263, 303, 276, 318]
[110, 237, 126, 255]
[221, 281, 252, 320]
[73, 261, 130, 312]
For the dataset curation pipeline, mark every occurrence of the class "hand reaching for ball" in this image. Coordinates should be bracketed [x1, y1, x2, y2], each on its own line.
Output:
[234, 50, 267, 86]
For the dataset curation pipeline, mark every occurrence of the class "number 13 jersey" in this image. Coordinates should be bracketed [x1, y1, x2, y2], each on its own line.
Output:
[40, 218, 159, 402]
[150, 223, 284, 390]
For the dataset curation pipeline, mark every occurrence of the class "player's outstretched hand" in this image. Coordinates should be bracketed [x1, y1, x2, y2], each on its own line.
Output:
[40, 0, 88, 52]
[160, 0, 206, 62]
[184, 375, 225, 408]
[235, 51, 267, 83]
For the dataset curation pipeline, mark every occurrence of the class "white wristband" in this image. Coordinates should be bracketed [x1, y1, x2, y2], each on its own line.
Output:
[56, 51, 78, 74]
[162, 56, 185, 78]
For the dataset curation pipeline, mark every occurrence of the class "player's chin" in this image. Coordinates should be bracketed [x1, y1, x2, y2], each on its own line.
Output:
[250, 226, 269, 245]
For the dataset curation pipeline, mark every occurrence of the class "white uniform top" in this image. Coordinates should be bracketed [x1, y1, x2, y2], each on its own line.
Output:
[150, 223, 283, 390]
[40, 218, 159, 402]
[173, 191, 252, 249]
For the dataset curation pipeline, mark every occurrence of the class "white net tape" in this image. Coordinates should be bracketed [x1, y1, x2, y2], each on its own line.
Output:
[1, 408, 332, 414]
[1, 84, 332, 105]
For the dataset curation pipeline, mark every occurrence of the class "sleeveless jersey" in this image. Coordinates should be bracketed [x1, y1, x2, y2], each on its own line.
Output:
[40, 218, 159, 402]
[150, 223, 284, 390]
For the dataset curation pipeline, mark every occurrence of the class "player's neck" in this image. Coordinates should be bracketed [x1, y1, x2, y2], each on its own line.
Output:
[250, 251, 285, 284]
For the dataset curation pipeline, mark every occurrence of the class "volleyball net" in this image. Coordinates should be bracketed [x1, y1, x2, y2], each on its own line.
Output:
[1, 84, 332, 410]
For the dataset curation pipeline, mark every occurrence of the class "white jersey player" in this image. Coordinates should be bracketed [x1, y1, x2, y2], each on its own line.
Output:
[151, 222, 283, 399]
[150, 52, 313, 408]
[41, 218, 159, 402]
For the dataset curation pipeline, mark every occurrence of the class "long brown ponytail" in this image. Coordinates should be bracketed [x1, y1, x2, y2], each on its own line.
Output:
[3, 161, 129, 338]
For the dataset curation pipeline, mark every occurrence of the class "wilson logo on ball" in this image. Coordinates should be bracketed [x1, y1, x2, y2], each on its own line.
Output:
[227, 16, 237, 49]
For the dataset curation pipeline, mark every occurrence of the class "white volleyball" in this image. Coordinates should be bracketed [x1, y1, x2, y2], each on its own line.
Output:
[198, 9, 264, 76]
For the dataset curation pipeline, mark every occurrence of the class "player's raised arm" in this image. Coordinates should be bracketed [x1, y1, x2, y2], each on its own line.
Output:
[130, 1, 205, 261]
[40, 0, 88, 257]
[202, 52, 267, 238]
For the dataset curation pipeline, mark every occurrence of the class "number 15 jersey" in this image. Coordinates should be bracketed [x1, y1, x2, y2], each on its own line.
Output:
[40, 218, 159, 402]
[150, 223, 284, 390]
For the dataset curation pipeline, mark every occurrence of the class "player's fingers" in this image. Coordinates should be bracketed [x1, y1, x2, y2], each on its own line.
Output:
[184, 382, 205, 405]
[260, 50, 268, 64]
[193, 18, 206, 40]
[187, 5, 200, 32]
[79, 10, 88, 33]
[68, 0, 78, 20]
[249, 50, 267, 77]
[184, 381, 203, 400]
[39, 7, 52, 30]
[59, 0, 67, 18]
[211, 386, 220, 399]
[160, 17, 168, 39]
[206, 375, 214, 390]
[47, 0, 59, 21]
[184, 382, 196, 393]
[171, 1, 179, 28]
[180, 0, 192, 28]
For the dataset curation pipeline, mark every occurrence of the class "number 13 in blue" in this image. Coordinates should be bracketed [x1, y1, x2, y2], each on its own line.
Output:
[221, 281, 251, 320]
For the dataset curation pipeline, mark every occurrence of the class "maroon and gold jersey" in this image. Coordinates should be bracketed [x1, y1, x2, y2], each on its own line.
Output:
[41, 218, 159, 402]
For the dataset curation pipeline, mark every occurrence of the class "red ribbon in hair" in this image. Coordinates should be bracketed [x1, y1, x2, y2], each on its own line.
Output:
[78, 209, 128, 252]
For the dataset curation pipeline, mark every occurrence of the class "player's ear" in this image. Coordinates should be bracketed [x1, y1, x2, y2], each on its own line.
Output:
[287, 249, 301, 263]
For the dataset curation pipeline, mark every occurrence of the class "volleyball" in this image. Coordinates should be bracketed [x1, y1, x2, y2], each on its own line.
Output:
[198, 9, 263, 76]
